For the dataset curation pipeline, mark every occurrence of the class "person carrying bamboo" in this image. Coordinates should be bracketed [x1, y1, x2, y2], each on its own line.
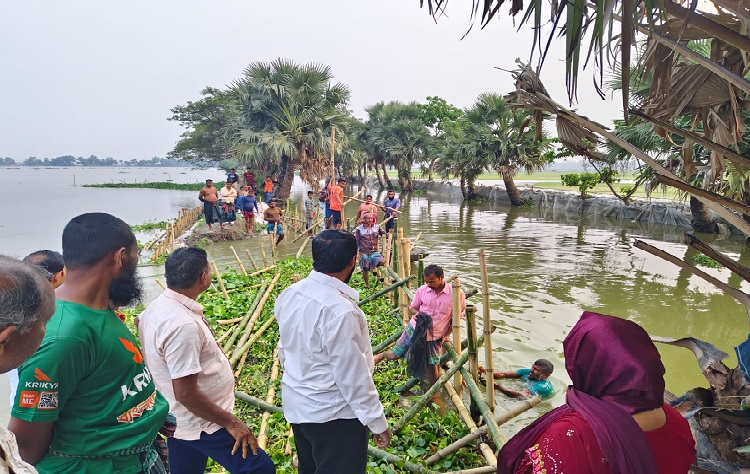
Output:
[355, 195, 379, 223]
[374, 264, 465, 388]
[137, 247, 275, 474]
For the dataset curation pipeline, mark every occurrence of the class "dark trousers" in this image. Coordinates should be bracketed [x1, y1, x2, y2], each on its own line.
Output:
[167, 428, 275, 474]
[292, 418, 369, 474]
[385, 216, 396, 234]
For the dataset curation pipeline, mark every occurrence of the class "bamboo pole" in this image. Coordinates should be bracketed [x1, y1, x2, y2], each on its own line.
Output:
[443, 467, 498, 474]
[231, 272, 282, 360]
[217, 317, 243, 325]
[366, 446, 436, 474]
[425, 397, 542, 465]
[290, 189, 365, 242]
[417, 256, 424, 287]
[358, 276, 415, 306]
[244, 248, 259, 270]
[257, 350, 280, 450]
[272, 223, 278, 253]
[249, 265, 276, 277]
[478, 249, 494, 412]
[452, 277, 462, 396]
[466, 305, 479, 386]
[372, 329, 403, 354]
[216, 329, 233, 344]
[392, 350, 471, 433]
[330, 126, 336, 180]
[229, 315, 276, 367]
[155, 278, 166, 289]
[382, 267, 415, 300]
[444, 342, 506, 449]
[222, 281, 269, 353]
[234, 391, 282, 413]
[284, 427, 294, 456]
[230, 246, 248, 276]
[296, 235, 310, 259]
[442, 378, 496, 467]
[401, 238, 411, 288]
[259, 239, 268, 267]
[210, 261, 230, 301]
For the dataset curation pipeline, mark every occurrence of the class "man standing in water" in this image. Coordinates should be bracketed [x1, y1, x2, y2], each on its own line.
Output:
[275, 230, 391, 474]
[138, 248, 275, 474]
[10, 213, 169, 473]
[375, 264, 465, 388]
[198, 179, 224, 230]
[383, 189, 401, 234]
[480, 360, 555, 399]
[262, 200, 284, 245]
[354, 213, 385, 288]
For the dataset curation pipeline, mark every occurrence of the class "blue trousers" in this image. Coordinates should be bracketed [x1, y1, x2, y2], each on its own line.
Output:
[167, 428, 275, 474]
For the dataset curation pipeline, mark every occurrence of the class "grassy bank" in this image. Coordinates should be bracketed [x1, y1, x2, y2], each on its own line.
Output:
[127, 257, 487, 473]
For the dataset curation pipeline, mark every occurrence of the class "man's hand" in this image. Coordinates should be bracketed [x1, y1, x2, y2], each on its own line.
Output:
[226, 418, 259, 458]
[373, 428, 392, 448]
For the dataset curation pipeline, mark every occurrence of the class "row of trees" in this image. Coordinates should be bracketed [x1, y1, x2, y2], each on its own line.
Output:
[169, 58, 555, 204]
[0, 156, 186, 167]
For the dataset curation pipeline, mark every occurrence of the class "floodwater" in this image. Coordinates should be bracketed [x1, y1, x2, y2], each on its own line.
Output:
[1, 167, 749, 434]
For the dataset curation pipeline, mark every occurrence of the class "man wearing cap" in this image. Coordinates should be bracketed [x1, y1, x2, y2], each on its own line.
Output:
[198, 180, 223, 230]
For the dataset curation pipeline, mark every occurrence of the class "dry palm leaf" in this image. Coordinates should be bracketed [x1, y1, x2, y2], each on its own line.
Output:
[556, 115, 608, 161]
[682, 138, 697, 179]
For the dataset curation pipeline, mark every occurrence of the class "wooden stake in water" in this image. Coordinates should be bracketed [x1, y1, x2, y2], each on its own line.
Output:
[478, 249, 495, 412]
[452, 277, 463, 396]
[466, 304, 479, 389]
[259, 239, 268, 267]
[230, 246, 248, 276]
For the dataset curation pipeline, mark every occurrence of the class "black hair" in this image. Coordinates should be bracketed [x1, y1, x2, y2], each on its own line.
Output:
[165, 247, 209, 289]
[423, 264, 444, 278]
[62, 213, 136, 270]
[387, 189, 395, 193]
[0, 256, 52, 334]
[312, 230, 357, 274]
[534, 359, 554, 375]
[406, 312, 434, 380]
[366, 195, 373, 199]
[308, 190, 314, 194]
[23, 250, 65, 279]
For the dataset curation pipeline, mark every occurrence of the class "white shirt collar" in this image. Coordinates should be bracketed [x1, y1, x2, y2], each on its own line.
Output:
[163, 288, 205, 316]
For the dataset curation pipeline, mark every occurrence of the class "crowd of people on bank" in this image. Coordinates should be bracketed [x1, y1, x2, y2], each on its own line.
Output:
[0, 188, 698, 473]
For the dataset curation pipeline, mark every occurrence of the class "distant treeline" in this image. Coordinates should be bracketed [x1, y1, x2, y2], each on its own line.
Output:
[0, 156, 188, 167]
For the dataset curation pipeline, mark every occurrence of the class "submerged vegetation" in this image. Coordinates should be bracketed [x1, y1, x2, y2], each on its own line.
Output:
[84, 181, 223, 191]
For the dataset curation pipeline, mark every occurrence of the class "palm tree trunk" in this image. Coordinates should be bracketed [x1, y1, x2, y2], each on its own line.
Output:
[502, 169, 526, 206]
[460, 174, 467, 199]
[381, 162, 394, 188]
[427, 158, 436, 181]
[467, 176, 478, 200]
[277, 154, 296, 200]
[374, 160, 385, 188]
[690, 196, 719, 233]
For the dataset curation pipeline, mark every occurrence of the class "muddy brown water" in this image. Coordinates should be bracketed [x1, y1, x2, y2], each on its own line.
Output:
[2, 167, 748, 434]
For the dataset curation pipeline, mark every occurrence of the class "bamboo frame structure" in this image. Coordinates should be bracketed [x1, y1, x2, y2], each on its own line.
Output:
[222, 281, 269, 353]
[295, 235, 310, 259]
[230, 272, 282, 361]
[442, 378, 497, 467]
[478, 249, 495, 411]
[244, 248, 259, 270]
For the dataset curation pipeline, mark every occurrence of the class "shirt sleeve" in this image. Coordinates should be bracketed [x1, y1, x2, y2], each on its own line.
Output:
[322, 310, 387, 434]
[12, 337, 87, 422]
[159, 323, 203, 379]
[516, 368, 530, 379]
[409, 288, 423, 313]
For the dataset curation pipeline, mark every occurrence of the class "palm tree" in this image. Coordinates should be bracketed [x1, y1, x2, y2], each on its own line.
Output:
[228, 58, 351, 199]
[362, 101, 432, 191]
[461, 93, 552, 206]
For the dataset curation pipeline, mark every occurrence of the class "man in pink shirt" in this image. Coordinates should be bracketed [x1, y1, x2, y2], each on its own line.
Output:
[374, 264, 465, 386]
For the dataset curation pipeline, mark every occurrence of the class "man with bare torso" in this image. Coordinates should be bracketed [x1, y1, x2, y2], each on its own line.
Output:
[198, 180, 224, 230]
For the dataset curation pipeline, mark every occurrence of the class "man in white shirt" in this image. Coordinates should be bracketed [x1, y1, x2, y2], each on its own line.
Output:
[275, 230, 391, 474]
[138, 247, 275, 474]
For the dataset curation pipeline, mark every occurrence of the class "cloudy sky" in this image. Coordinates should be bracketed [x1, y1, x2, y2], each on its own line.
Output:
[0, 0, 621, 161]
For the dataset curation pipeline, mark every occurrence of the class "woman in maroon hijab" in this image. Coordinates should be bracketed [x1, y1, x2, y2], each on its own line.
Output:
[497, 311, 696, 474]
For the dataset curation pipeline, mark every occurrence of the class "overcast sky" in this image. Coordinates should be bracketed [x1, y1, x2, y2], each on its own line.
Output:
[0, 0, 621, 161]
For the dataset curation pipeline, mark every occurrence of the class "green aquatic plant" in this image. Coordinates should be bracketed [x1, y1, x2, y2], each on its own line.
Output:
[84, 181, 225, 191]
[691, 254, 722, 269]
[130, 220, 168, 232]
